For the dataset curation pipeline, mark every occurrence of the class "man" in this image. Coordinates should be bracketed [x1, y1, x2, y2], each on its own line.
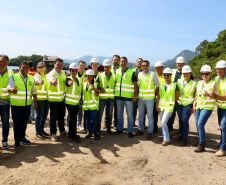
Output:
[47, 58, 67, 141]
[114, 56, 138, 138]
[28, 60, 36, 123]
[209, 60, 226, 157]
[98, 59, 115, 135]
[110, 55, 121, 130]
[7, 61, 38, 148]
[0, 55, 13, 149]
[153, 61, 165, 133]
[168, 56, 193, 131]
[135, 60, 159, 140]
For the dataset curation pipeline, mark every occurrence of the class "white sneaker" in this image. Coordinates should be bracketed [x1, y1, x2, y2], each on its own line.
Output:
[60, 130, 68, 136]
[65, 126, 69, 132]
[78, 125, 84, 131]
[51, 134, 58, 141]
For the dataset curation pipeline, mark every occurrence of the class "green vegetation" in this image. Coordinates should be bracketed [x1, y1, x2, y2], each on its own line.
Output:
[9, 54, 43, 67]
[188, 29, 226, 79]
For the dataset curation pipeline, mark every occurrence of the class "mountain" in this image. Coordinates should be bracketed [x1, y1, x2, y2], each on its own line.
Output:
[150, 50, 199, 71]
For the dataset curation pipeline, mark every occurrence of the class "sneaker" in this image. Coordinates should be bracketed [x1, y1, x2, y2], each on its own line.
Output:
[2, 142, 9, 150]
[215, 150, 226, 157]
[51, 134, 58, 141]
[60, 130, 68, 136]
[14, 141, 20, 149]
[146, 133, 153, 140]
[41, 130, 50, 136]
[94, 133, 100, 141]
[77, 125, 84, 131]
[114, 130, 123, 135]
[36, 133, 44, 139]
[73, 136, 81, 143]
[21, 138, 31, 145]
[162, 141, 169, 146]
[135, 130, 143, 136]
[65, 126, 69, 132]
[128, 132, 133, 138]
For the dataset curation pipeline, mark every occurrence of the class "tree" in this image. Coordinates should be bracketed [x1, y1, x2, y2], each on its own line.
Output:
[195, 40, 209, 54]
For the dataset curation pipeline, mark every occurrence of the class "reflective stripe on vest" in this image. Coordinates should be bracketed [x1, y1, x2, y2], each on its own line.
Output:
[10, 73, 34, 106]
[215, 76, 226, 109]
[115, 69, 134, 98]
[47, 70, 66, 102]
[65, 76, 82, 105]
[0, 69, 13, 99]
[99, 72, 115, 99]
[138, 72, 155, 99]
[158, 82, 176, 112]
[196, 80, 216, 110]
[177, 79, 197, 106]
[36, 74, 48, 100]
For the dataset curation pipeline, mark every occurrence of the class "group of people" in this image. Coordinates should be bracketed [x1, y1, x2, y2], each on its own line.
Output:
[0, 54, 226, 157]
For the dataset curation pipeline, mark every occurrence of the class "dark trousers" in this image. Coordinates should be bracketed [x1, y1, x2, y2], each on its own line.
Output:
[11, 105, 31, 142]
[0, 104, 10, 142]
[49, 101, 65, 135]
[153, 102, 159, 131]
[167, 102, 178, 131]
[65, 104, 79, 138]
[113, 98, 117, 125]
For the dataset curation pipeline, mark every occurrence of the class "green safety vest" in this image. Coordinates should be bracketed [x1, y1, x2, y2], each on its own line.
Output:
[171, 69, 184, 82]
[0, 69, 13, 99]
[82, 82, 99, 110]
[47, 70, 66, 102]
[35, 74, 48, 101]
[110, 66, 121, 74]
[138, 72, 155, 99]
[177, 79, 197, 106]
[10, 73, 34, 106]
[158, 82, 177, 112]
[76, 71, 86, 83]
[65, 76, 82, 105]
[215, 76, 226, 109]
[115, 69, 134, 98]
[196, 80, 216, 110]
[99, 72, 115, 99]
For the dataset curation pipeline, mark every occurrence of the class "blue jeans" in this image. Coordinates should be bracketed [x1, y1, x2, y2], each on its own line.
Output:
[138, 98, 154, 133]
[11, 105, 31, 141]
[116, 99, 134, 133]
[159, 111, 172, 142]
[177, 103, 193, 139]
[194, 109, 213, 145]
[35, 100, 49, 134]
[98, 99, 114, 129]
[29, 99, 35, 121]
[133, 99, 138, 122]
[84, 109, 98, 134]
[217, 108, 226, 151]
[0, 104, 10, 142]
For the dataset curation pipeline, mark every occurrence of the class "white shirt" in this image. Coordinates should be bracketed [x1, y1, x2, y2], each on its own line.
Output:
[7, 72, 37, 94]
[47, 69, 64, 84]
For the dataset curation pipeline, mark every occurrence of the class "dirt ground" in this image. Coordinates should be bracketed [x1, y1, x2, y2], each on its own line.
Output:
[0, 107, 226, 185]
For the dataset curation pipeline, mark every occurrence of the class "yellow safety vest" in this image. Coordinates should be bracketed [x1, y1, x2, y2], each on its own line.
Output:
[138, 72, 155, 99]
[110, 66, 121, 74]
[0, 69, 13, 99]
[99, 72, 115, 99]
[35, 74, 48, 101]
[215, 76, 226, 109]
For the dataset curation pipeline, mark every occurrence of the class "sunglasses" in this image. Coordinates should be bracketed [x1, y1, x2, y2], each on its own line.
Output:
[71, 69, 78, 72]
[142, 65, 148, 67]
[164, 74, 171, 77]
[38, 66, 45, 68]
[201, 73, 210, 76]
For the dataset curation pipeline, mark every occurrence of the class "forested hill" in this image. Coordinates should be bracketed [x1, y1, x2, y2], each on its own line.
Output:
[188, 29, 226, 79]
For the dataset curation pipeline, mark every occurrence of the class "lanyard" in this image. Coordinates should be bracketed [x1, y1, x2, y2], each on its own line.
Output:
[105, 73, 111, 82]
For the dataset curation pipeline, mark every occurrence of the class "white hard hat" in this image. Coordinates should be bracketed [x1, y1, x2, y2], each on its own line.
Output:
[163, 67, 172, 74]
[176, 56, 185, 63]
[182, 65, 192, 73]
[103, 59, 112, 66]
[155, 61, 164, 67]
[69, 63, 78, 69]
[215, 60, 226, 68]
[200, 65, 212, 72]
[86, 69, 94, 75]
[90, 58, 99, 64]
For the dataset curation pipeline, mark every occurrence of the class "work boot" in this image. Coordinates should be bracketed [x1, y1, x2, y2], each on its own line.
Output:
[146, 133, 153, 140]
[215, 150, 226, 157]
[162, 141, 169, 146]
[135, 130, 143, 136]
[180, 138, 187, 146]
[194, 143, 205, 152]
[85, 131, 92, 138]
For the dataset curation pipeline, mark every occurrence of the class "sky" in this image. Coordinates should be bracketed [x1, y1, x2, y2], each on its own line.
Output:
[0, 0, 226, 65]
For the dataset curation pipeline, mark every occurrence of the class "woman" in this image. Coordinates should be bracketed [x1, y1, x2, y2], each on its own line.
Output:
[176, 65, 197, 146]
[82, 69, 100, 140]
[65, 63, 82, 143]
[34, 62, 49, 138]
[193, 65, 219, 152]
[156, 67, 179, 146]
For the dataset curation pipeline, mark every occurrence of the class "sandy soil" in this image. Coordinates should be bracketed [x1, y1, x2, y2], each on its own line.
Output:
[0, 107, 226, 185]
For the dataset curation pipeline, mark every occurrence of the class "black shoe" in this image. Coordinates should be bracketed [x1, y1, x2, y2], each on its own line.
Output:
[36, 133, 44, 138]
[107, 129, 113, 135]
[85, 131, 92, 138]
[114, 130, 123, 135]
[42, 131, 50, 136]
[128, 132, 133, 138]
[180, 138, 187, 146]
[153, 128, 158, 133]
[97, 130, 101, 136]
[20, 138, 31, 145]
[176, 135, 183, 140]
[94, 133, 100, 141]
[73, 136, 81, 143]
[14, 141, 20, 149]
[2, 142, 9, 149]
